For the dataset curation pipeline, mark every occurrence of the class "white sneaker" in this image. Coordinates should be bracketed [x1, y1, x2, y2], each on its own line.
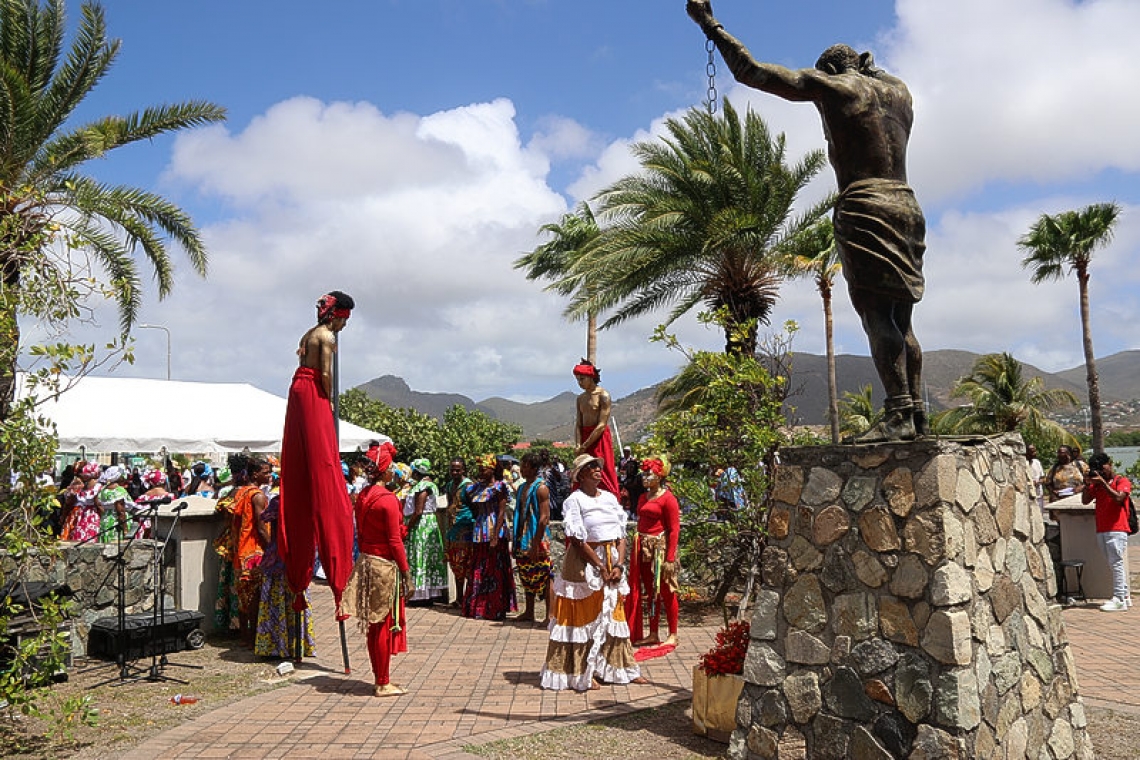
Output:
[1100, 597, 1127, 611]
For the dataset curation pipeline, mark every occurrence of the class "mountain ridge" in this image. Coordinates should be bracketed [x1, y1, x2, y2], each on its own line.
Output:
[354, 350, 1140, 441]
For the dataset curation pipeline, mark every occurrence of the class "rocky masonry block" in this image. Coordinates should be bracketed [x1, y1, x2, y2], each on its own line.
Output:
[729, 434, 1093, 760]
[1, 540, 174, 655]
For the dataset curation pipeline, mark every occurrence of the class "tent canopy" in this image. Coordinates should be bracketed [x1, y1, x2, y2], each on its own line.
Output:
[19, 375, 388, 454]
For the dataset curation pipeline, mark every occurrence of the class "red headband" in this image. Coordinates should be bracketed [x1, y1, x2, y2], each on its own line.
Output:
[572, 363, 599, 380]
[640, 459, 666, 477]
[317, 294, 352, 322]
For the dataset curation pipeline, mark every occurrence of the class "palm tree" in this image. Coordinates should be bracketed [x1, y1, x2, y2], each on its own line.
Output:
[1019, 202, 1121, 453]
[939, 352, 1078, 444]
[514, 202, 603, 363]
[839, 384, 880, 439]
[0, 0, 226, 421]
[571, 99, 831, 356]
[788, 219, 842, 442]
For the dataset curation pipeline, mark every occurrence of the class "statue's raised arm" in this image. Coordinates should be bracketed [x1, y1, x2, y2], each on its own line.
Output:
[686, 0, 830, 102]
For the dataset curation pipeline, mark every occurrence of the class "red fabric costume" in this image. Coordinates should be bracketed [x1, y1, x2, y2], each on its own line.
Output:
[356, 483, 409, 686]
[626, 489, 681, 642]
[279, 365, 356, 612]
[579, 424, 619, 496]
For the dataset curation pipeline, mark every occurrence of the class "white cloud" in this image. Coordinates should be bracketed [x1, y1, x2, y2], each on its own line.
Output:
[47, 0, 1140, 419]
[885, 0, 1140, 203]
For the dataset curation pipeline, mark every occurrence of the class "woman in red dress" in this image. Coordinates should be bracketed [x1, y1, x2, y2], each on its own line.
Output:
[626, 457, 681, 647]
[341, 442, 413, 697]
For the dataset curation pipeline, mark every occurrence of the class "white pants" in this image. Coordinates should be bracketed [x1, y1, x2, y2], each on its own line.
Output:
[1097, 531, 1130, 601]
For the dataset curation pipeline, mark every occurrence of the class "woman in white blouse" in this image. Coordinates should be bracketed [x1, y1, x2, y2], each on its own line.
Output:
[540, 454, 647, 691]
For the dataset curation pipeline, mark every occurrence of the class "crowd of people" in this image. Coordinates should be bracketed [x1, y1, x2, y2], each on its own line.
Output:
[48, 433, 690, 695]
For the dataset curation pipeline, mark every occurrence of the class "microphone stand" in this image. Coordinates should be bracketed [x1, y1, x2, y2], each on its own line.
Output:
[144, 498, 202, 682]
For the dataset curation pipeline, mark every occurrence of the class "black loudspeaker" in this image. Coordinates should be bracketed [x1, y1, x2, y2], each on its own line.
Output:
[87, 610, 205, 661]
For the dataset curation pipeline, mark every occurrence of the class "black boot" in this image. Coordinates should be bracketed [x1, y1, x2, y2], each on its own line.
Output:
[852, 395, 916, 444]
[912, 399, 928, 437]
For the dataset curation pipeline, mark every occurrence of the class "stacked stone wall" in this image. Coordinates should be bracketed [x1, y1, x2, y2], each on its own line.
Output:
[1, 540, 173, 654]
[730, 434, 1093, 760]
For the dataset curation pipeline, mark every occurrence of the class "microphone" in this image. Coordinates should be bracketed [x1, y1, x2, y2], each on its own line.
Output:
[172, 501, 189, 513]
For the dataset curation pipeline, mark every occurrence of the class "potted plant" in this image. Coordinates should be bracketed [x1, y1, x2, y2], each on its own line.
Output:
[692, 619, 749, 742]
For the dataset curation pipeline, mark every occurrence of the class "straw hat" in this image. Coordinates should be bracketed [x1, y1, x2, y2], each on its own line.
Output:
[569, 453, 604, 482]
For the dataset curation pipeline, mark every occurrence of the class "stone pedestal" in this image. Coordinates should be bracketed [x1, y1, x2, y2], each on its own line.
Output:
[729, 434, 1093, 760]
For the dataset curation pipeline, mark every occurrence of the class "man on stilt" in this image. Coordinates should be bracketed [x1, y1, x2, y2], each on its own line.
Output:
[573, 360, 619, 496]
[279, 291, 358, 667]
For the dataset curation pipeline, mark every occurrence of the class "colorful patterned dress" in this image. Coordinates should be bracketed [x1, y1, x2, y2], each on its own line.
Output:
[96, 486, 138, 542]
[212, 489, 241, 631]
[512, 478, 552, 597]
[445, 476, 474, 581]
[61, 486, 102, 542]
[541, 488, 640, 690]
[255, 495, 314, 658]
[231, 485, 265, 620]
[404, 479, 448, 602]
[461, 480, 516, 620]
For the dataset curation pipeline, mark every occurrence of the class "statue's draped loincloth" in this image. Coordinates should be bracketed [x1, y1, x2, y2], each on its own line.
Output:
[833, 179, 926, 303]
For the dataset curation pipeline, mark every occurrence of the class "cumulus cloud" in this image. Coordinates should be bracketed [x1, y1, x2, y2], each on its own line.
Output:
[885, 0, 1140, 203]
[54, 0, 1139, 414]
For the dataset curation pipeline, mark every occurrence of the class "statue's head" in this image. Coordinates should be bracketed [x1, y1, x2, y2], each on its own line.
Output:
[816, 44, 876, 76]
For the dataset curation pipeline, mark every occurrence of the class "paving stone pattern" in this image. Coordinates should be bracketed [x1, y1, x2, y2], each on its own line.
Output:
[730, 435, 1094, 760]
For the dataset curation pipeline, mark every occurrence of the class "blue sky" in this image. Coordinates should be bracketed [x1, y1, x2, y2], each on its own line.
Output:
[34, 0, 1140, 407]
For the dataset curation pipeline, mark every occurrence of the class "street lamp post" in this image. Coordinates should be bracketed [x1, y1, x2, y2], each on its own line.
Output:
[138, 324, 172, 381]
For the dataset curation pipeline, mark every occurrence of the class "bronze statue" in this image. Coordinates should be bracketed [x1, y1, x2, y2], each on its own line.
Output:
[688, 1, 927, 443]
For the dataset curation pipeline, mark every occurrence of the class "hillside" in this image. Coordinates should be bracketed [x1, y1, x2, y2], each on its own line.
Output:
[354, 349, 1140, 441]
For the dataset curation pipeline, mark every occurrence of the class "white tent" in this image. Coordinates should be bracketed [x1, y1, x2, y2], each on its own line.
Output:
[18, 375, 389, 454]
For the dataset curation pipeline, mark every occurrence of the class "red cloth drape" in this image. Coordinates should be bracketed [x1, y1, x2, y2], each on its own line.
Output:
[579, 424, 619, 495]
[279, 366, 355, 612]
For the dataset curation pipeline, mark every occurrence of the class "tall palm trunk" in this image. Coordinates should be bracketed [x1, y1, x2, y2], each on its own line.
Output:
[0, 253, 21, 425]
[1077, 266, 1103, 452]
[586, 311, 597, 365]
[822, 284, 839, 444]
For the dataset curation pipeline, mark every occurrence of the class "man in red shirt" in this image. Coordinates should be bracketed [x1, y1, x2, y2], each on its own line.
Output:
[1081, 452, 1132, 611]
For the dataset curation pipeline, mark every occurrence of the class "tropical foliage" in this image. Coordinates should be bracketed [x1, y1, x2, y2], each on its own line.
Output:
[565, 100, 831, 356]
[787, 219, 841, 442]
[645, 313, 790, 616]
[839, 384, 881, 439]
[0, 0, 226, 422]
[936, 353, 1078, 446]
[514, 202, 604, 363]
[1019, 202, 1121, 453]
[339, 389, 522, 469]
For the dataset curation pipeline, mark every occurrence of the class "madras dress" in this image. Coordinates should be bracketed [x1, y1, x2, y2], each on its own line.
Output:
[541, 488, 641, 691]
[461, 480, 517, 621]
[626, 489, 681, 642]
[445, 477, 474, 580]
[255, 496, 315, 658]
[404, 480, 448, 602]
[512, 478, 552, 597]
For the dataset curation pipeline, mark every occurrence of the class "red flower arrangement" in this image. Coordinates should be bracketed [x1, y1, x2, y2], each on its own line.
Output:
[699, 620, 750, 676]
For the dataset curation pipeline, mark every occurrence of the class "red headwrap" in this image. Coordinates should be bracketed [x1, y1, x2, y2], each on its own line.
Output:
[317, 293, 352, 323]
[572, 362, 600, 381]
[366, 441, 397, 473]
[640, 458, 667, 477]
